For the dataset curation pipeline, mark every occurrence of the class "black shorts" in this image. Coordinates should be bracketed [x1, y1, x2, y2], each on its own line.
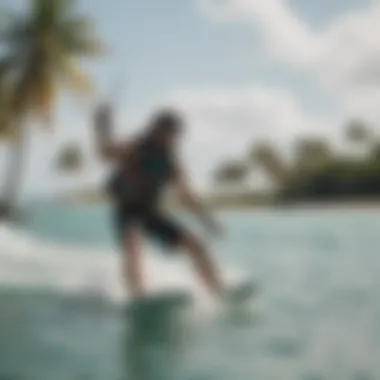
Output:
[114, 203, 185, 249]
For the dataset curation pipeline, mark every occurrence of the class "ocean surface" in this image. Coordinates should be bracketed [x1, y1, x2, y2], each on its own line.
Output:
[1, 203, 380, 380]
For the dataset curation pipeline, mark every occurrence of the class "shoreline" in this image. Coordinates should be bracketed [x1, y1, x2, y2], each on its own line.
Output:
[208, 202, 380, 213]
[55, 185, 380, 212]
[281, 200, 380, 211]
[57, 197, 380, 212]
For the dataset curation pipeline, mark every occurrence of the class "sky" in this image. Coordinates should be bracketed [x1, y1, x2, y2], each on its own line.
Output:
[1, 0, 380, 197]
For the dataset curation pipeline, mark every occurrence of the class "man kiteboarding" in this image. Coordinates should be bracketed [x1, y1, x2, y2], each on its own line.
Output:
[93, 103, 253, 302]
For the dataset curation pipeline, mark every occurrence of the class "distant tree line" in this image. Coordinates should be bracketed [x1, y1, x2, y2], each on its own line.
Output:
[215, 120, 380, 204]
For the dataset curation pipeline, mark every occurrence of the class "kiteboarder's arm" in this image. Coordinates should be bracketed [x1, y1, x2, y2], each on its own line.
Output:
[173, 164, 223, 236]
[93, 103, 128, 163]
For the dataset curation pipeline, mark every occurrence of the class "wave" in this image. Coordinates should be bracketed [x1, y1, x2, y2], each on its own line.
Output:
[0, 223, 245, 313]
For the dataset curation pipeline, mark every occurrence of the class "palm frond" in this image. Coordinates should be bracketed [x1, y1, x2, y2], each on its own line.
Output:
[31, 0, 76, 33]
[0, 0, 104, 130]
[59, 56, 94, 95]
[30, 70, 56, 128]
[59, 17, 105, 56]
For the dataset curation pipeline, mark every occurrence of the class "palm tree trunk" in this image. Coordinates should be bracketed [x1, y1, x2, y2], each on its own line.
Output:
[0, 123, 26, 219]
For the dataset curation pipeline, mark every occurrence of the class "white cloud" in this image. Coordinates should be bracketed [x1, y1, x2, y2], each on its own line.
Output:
[342, 86, 380, 123]
[199, 0, 320, 66]
[199, 0, 380, 122]
[166, 86, 328, 141]
[316, 5, 380, 91]
[159, 85, 333, 188]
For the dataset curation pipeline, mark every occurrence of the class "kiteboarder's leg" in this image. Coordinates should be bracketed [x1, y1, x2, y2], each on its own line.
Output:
[179, 233, 225, 298]
[121, 226, 144, 299]
[115, 207, 145, 299]
[143, 212, 224, 297]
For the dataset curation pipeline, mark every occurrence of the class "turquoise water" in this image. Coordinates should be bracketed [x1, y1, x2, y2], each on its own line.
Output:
[1, 204, 380, 379]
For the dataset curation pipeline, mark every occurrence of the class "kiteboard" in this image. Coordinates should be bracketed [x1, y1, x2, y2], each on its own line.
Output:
[126, 290, 192, 316]
[224, 278, 260, 305]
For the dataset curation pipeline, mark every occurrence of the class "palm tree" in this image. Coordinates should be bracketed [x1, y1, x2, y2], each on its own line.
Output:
[56, 142, 84, 173]
[293, 137, 332, 173]
[345, 119, 372, 144]
[250, 141, 288, 186]
[0, 59, 16, 140]
[214, 160, 247, 184]
[0, 0, 103, 217]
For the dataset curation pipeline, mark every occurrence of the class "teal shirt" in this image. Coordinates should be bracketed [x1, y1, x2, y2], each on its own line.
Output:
[107, 139, 175, 206]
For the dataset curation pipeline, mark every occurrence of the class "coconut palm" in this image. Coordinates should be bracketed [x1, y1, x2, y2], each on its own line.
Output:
[215, 160, 247, 184]
[56, 142, 84, 173]
[250, 141, 288, 185]
[293, 137, 332, 173]
[0, 0, 103, 216]
[345, 119, 372, 143]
